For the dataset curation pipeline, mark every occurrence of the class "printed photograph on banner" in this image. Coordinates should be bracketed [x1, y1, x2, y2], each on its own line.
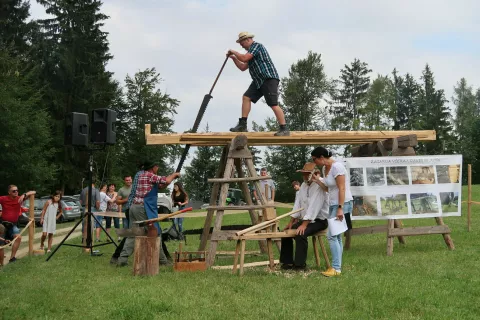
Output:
[352, 196, 378, 216]
[380, 194, 408, 216]
[366, 167, 385, 186]
[436, 165, 461, 183]
[410, 193, 439, 214]
[386, 166, 409, 185]
[440, 192, 459, 213]
[350, 168, 364, 186]
[411, 166, 435, 184]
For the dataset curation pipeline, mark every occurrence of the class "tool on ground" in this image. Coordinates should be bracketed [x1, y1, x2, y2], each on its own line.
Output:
[175, 56, 229, 173]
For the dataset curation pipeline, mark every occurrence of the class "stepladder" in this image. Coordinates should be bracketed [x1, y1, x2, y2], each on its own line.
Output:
[198, 135, 281, 267]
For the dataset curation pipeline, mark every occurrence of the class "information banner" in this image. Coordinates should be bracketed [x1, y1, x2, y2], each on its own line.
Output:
[345, 155, 462, 220]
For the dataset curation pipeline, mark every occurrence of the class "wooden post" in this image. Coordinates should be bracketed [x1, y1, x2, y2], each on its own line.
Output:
[386, 219, 395, 256]
[468, 164, 472, 232]
[28, 195, 34, 256]
[133, 236, 160, 276]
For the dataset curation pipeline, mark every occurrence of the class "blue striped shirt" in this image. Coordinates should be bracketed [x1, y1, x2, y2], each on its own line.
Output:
[247, 42, 279, 88]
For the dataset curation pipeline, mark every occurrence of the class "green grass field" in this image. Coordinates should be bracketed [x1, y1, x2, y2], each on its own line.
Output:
[2, 186, 480, 320]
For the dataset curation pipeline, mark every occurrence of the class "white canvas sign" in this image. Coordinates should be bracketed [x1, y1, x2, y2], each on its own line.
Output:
[345, 155, 462, 220]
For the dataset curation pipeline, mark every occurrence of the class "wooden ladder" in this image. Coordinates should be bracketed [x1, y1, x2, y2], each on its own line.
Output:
[198, 135, 280, 267]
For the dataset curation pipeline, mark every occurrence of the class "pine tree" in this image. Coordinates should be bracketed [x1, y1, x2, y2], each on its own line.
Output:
[0, 0, 35, 54]
[0, 49, 56, 192]
[264, 52, 331, 202]
[35, 0, 120, 191]
[362, 75, 394, 130]
[417, 64, 453, 154]
[118, 68, 179, 178]
[331, 58, 371, 130]
[452, 78, 478, 178]
[391, 70, 421, 130]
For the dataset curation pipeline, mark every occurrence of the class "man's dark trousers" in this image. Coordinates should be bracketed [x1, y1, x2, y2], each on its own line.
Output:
[279, 219, 328, 267]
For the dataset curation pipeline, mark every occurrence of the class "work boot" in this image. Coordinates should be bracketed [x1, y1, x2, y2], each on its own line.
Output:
[274, 126, 290, 136]
[230, 118, 248, 132]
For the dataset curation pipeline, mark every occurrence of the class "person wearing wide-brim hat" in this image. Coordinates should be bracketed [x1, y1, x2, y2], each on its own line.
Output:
[117, 159, 180, 267]
[226, 32, 289, 136]
[279, 162, 329, 271]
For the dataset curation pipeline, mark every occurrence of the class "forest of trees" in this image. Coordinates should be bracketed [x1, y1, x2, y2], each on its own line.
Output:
[2, 1, 480, 202]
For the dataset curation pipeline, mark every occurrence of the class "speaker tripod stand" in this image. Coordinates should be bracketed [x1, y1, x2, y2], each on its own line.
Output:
[46, 148, 118, 261]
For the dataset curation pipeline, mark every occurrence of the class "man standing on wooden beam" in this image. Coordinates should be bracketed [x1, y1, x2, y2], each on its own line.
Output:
[280, 163, 329, 271]
[227, 32, 290, 136]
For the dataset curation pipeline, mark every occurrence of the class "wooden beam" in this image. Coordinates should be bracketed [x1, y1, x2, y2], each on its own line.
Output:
[206, 204, 275, 211]
[211, 260, 279, 270]
[350, 225, 388, 236]
[208, 176, 272, 183]
[145, 128, 436, 146]
[387, 225, 450, 237]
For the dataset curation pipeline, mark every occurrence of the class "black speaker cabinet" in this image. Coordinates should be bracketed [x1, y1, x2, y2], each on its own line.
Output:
[65, 112, 89, 146]
[91, 109, 117, 145]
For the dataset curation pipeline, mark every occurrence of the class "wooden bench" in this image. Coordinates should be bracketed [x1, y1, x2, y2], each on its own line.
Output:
[231, 228, 330, 275]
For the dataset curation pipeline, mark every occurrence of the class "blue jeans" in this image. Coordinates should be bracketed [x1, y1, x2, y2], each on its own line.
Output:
[173, 205, 185, 232]
[327, 201, 353, 271]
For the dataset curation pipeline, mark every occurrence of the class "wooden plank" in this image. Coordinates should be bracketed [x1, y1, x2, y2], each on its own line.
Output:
[145, 128, 436, 146]
[210, 230, 242, 241]
[208, 176, 272, 183]
[206, 204, 276, 211]
[212, 260, 280, 270]
[376, 141, 389, 156]
[267, 239, 275, 269]
[393, 220, 406, 244]
[468, 164, 472, 232]
[239, 240, 246, 276]
[312, 236, 320, 267]
[235, 208, 303, 236]
[435, 217, 455, 250]
[387, 225, 450, 237]
[387, 220, 395, 256]
[236, 230, 298, 240]
[350, 225, 388, 235]
[232, 240, 241, 274]
[28, 195, 34, 256]
[217, 250, 261, 255]
[397, 134, 418, 148]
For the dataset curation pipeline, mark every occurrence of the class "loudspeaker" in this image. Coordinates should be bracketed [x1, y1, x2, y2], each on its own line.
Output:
[91, 109, 117, 145]
[65, 112, 89, 146]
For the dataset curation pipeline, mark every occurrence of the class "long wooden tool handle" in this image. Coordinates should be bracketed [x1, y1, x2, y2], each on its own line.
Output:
[175, 56, 229, 173]
[235, 208, 304, 236]
[134, 207, 193, 225]
[209, 56, 229, 95]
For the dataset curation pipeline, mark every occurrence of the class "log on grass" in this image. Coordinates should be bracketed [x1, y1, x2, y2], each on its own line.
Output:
[133, 236, 160, 276]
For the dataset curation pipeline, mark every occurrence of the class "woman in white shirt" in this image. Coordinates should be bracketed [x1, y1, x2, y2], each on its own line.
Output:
[97, 184, 116, 242]
[311, 146, 353, 277]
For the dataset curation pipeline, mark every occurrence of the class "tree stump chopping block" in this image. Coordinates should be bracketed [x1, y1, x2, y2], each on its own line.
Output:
[133, 236, 160, 276]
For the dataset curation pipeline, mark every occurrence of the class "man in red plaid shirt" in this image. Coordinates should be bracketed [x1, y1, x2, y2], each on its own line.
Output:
[117, 160, 179, 267]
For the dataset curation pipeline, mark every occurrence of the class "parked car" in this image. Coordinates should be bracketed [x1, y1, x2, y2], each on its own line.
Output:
[39, 196, 82, 222]
[21, 198, 48, 226]
[62, 196, 82, 211]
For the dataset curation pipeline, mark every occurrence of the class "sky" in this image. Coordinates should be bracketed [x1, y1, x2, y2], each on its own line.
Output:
[29, 0, 480, 135]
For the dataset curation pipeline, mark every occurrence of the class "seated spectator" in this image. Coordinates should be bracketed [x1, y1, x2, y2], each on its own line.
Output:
[0, 185, 36, 263]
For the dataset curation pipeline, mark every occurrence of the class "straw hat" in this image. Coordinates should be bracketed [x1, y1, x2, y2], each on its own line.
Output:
[296, 162, 317, 173]
[236, 31, 255, 43]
